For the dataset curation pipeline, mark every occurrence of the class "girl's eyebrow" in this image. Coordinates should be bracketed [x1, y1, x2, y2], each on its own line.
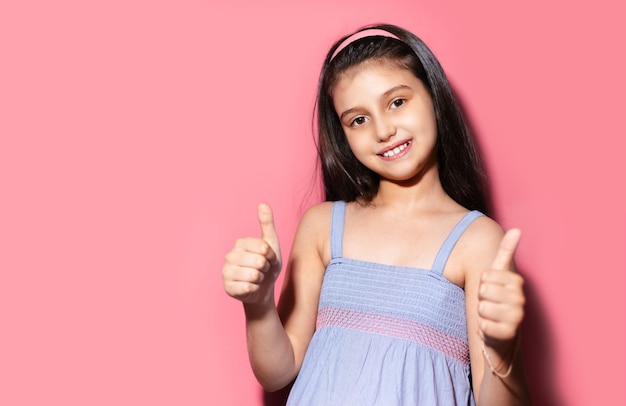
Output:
[339, 85, 412, 121]
[382, 84, 412, 97]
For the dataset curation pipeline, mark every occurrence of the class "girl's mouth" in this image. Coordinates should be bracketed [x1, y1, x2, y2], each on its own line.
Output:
[379, 140, 412, 159]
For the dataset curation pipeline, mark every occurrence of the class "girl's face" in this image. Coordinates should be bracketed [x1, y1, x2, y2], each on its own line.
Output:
[332, 62, 438, 184]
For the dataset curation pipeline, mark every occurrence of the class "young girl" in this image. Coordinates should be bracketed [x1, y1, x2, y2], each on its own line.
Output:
[222, 24, 531, 405]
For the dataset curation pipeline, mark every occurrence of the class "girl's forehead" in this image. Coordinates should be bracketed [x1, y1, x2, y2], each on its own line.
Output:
[336, 59, 408, 81]
[332, 62, 420, 98]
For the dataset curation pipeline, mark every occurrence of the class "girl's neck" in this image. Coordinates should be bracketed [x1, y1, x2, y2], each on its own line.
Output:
[371, 171, 455, 212]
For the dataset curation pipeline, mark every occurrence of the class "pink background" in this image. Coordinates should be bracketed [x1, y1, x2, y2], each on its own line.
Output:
[1, 1, 624, 405]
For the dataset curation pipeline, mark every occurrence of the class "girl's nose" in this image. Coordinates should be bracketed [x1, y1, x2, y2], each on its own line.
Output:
[374, 117, 396, 142]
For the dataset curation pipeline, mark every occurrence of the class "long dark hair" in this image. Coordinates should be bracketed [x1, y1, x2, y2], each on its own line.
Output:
[314, 23, 489, 214]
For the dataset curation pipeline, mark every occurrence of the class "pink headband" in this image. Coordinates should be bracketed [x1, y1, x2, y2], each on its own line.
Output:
[331, 28, 400, 60]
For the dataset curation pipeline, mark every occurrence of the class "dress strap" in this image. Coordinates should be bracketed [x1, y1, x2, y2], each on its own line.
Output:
[431, 210, 484, 275]
[330, 201, 346, 259]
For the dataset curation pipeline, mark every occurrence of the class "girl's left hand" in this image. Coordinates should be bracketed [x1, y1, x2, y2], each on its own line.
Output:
[477, 229, 525, 347]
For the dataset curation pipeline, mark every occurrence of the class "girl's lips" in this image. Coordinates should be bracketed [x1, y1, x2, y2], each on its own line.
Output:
[378, 140, 412, 160]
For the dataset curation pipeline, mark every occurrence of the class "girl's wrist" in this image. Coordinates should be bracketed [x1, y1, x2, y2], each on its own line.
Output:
[243, 294, 277, 320]
[482, 334, 520, 379]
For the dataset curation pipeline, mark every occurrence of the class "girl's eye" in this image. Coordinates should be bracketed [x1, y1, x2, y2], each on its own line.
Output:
[391, 99, 406, 109]
[350, 116, 368, 127]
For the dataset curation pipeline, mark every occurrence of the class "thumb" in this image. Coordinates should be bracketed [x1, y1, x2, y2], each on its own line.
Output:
[490, 228, 521, 271]
[257, 203, 281, 265]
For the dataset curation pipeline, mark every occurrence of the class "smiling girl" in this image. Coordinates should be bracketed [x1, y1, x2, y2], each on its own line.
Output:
[222, 24, 531, 405]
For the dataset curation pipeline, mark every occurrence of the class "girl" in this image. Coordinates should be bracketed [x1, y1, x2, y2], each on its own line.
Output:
[222, 24, 531, 405]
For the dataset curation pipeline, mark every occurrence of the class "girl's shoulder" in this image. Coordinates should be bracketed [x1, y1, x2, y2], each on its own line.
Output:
[464, 213, 506, 245]
[301, 201, 335, 219]
[442, 212, 506, 287]
[295, 201, 335, 264]
[298, 201, 335, 232]
[455, 213, 507, 271]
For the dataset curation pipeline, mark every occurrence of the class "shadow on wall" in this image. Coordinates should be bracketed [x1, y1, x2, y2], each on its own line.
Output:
[457, 85, 563, 406]
[455, 85, 564, 406]
[521, 276, 564, 406]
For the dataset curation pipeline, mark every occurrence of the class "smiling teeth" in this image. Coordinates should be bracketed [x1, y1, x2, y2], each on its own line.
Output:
[383, 142, 410, 157]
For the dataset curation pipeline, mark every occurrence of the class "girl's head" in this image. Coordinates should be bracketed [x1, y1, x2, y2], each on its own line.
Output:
[315, 23, 488, 214]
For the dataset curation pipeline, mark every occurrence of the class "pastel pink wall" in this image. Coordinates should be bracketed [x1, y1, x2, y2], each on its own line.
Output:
[2, 1, 624, 405]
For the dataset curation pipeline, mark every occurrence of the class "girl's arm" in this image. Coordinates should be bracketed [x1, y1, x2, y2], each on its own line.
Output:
[463, 219, 532, 405]
[222, 203, 329, 392]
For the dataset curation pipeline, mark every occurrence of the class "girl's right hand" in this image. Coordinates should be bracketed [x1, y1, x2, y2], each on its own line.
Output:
[222, 203, 283, 306]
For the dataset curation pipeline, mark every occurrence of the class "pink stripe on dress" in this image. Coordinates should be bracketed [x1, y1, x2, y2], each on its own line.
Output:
[317, 306, 470, 365]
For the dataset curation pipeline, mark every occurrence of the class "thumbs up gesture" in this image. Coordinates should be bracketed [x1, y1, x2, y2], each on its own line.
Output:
[477, 229, 526, 344]
[222, 203, 283, 305]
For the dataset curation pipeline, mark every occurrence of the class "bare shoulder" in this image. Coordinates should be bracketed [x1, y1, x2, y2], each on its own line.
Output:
[456, 214, 506, 273]
[292, 201, 334, 265]
[461, 214, 505, 249]
[299, 201, 334, 224]
[296, 201, 334, 238]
